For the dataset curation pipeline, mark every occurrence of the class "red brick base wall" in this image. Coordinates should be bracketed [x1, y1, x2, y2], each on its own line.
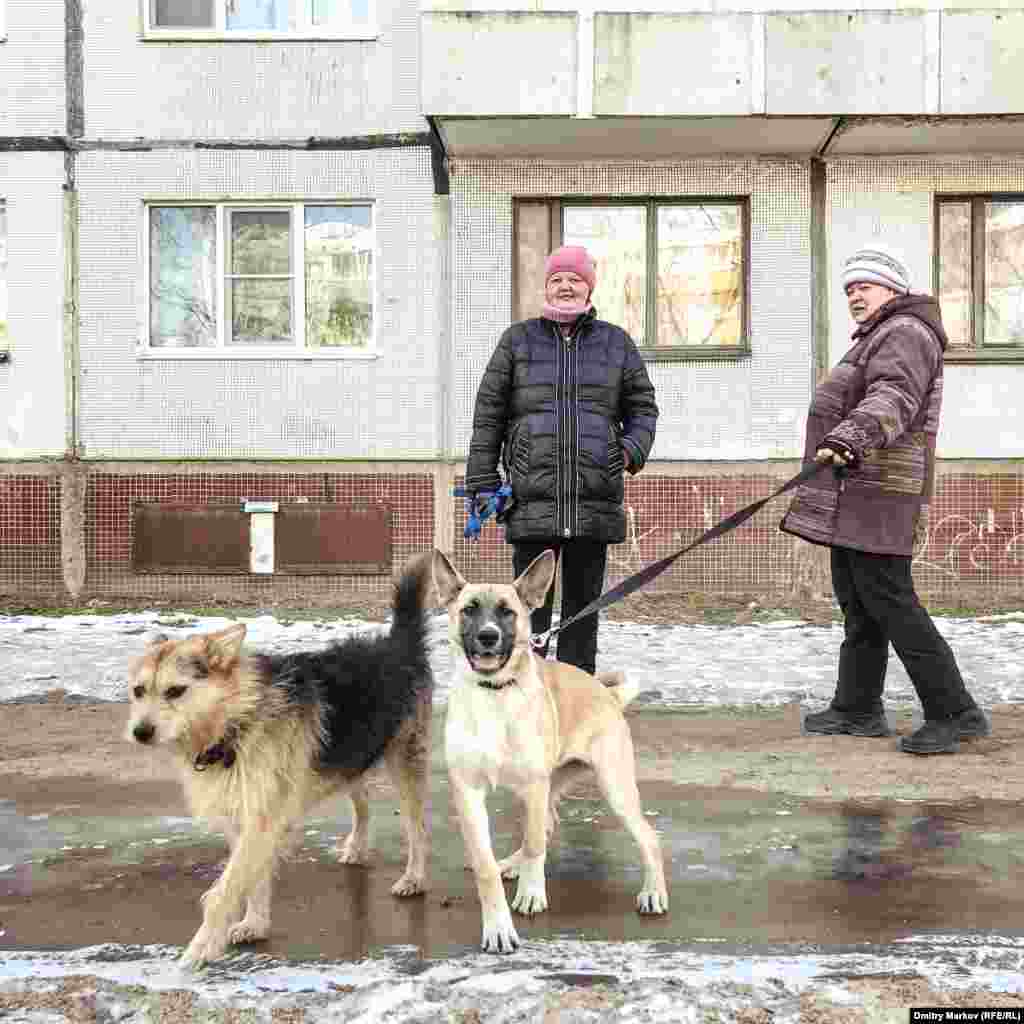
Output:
[82, 472, 433, 604]
[0, 476, 62, 592]
[1, 466, 1022, 608]
[449, 469, 1024, 606]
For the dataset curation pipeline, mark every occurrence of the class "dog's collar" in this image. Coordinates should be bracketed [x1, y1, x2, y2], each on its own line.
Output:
[475, 676, 516, 691]
[193, 724, 241, 772]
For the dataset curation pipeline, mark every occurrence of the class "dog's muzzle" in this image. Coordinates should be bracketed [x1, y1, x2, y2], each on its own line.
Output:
[464, 622, 513, 675]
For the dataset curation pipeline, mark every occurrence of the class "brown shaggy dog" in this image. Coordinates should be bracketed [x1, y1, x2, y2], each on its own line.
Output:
[125, 554, 433, 968]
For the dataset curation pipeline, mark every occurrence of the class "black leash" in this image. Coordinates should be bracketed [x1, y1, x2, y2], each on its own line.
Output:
[531, 460, 828, 650]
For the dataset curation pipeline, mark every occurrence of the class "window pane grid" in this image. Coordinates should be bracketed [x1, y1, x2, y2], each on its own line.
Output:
[226, 209, 293, 347]
[150, 0, 372, 32]
[147, 202, 373, 353]
[937, 200, 971, 348]
[304, 205, 374, 348]
[148, 206, 217, 348]
[656, 204, 743, 347]
[560, 198, 746, 350]
[563, 203, 647, 345]
[984, 201, 1024, 347]
[937, 194, 1024, 350]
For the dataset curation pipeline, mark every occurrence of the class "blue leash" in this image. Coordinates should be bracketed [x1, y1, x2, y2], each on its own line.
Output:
[454, 483, 514, 540]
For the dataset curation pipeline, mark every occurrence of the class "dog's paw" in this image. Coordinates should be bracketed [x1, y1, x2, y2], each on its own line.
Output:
[228, 919, 270, 945]
[636, 889, 669, 915]
[390, 872, 427, 897]
[336, 836, 369, 865]
[509, 855, 546, 914]
[511, 883, 548, 916]
[179, 926, 229, 969]
[481, 911, 520, 954]
[498, 849, 522, 879]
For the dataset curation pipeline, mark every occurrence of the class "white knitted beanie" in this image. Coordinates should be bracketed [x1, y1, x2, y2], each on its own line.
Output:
[842, 243, 910, 294]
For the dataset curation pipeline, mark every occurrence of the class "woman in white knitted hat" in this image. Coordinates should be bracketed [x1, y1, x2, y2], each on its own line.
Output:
[781, 242, 990, 755]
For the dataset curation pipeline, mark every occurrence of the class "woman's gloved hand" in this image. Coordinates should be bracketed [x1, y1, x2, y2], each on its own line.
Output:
[815, 446, 851, 466]
[815, 437, 858, 468]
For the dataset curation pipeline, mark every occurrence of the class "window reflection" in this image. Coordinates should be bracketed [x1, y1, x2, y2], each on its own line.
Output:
[563, 205, 647, 345]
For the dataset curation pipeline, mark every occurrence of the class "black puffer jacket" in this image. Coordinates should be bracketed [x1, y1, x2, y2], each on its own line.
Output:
[465, 311, 659, 544]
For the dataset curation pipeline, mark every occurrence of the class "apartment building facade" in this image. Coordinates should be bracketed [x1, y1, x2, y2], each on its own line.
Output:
[2, 0, 1023, 606]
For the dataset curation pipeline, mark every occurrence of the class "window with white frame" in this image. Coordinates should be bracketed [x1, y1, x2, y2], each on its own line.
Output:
[146, 0, 375, 38]
[936, 194, 1024, 356]
[147, 203, 374, 353]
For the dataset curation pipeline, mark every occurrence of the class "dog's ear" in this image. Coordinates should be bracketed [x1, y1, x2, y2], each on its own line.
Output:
[204, 623, 247, 666]
[432, 549, 466, 607]
[513, 549, 557, 610]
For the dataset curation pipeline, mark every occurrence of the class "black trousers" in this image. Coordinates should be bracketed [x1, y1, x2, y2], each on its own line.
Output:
[512, 538, 608, 676]
[830, 546, 975, 721]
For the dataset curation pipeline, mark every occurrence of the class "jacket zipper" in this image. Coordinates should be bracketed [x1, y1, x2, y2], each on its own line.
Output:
[567, 330, 579, 535]
[553, 322, 581, 538]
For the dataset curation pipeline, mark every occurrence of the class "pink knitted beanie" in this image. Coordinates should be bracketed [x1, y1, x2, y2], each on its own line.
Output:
[544, 245, 597, 294]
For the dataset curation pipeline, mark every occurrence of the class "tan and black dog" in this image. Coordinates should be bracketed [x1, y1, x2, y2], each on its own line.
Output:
[125, 554, 434, 968]
[433, 547, 668, 953]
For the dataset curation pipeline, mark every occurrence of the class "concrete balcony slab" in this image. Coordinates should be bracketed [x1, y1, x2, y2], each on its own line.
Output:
[420, 11, 578, 117]
[594, 13, 761, 117]
[766, 11, 931, 116]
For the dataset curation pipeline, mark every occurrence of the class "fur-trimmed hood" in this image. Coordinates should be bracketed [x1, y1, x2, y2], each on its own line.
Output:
[854, 293, 949, 351]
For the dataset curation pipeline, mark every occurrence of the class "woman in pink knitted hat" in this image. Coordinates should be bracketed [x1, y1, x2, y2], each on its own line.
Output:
[464, 244, 659, 674]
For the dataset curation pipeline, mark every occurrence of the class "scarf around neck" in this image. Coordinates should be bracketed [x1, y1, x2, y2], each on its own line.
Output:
[541, 300, 593, 326]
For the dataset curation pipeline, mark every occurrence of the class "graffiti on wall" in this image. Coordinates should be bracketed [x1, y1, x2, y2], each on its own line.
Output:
[607, 490, 1024, 593]
[915, 507, 1024, 579]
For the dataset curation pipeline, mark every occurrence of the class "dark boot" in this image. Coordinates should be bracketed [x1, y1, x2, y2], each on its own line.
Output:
[803, 706, 891, 737]
[899, 719, 959, 755]
[954, 706, 990, 739]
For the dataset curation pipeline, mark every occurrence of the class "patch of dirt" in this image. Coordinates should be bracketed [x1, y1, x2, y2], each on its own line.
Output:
[633, 703, 1024, 803]
[631, 703, 1024, 804]
[4, 697, 1024, 808]
[0, 976, 107, 1022]
[542, 986, 625, 1022]
[799, 977, 1024, 1023]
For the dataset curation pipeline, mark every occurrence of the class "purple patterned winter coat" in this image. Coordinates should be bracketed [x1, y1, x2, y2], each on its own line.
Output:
[780, 294, 947, 557]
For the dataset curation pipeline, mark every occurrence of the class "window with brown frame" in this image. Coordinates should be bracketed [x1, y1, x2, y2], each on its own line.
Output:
[936, 195, 1024, 359]
[513, 197, 750, 360]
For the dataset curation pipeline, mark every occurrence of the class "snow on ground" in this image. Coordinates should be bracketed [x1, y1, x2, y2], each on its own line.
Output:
[2, 933, 1024, 1023]
[1, 608, 1022, 709]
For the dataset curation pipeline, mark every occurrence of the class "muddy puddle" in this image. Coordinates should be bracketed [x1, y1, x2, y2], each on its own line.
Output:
[3, 778, 1024, 964]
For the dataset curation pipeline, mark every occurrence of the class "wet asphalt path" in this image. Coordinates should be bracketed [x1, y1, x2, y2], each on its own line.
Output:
[3, 722, 1024, 964]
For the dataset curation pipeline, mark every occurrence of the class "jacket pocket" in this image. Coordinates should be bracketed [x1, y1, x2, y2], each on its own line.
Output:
[858, 432, 927, 496]
[607, 423, 625, 477]
[508, 423, 531, 486]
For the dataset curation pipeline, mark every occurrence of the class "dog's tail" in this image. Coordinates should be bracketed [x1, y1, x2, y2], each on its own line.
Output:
[388, 551, 433, 679]
[597, 669, 639, 709]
